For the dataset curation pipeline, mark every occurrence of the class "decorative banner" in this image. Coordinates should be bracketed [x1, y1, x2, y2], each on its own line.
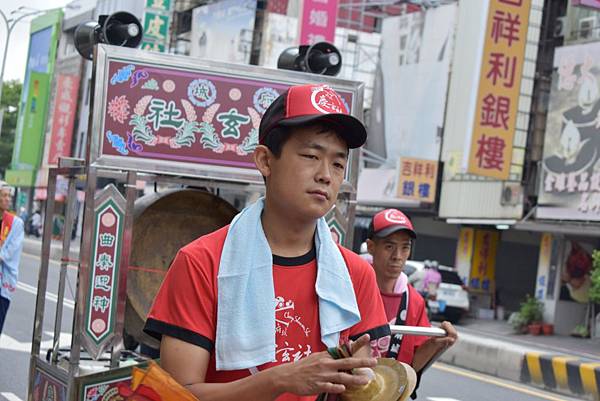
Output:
[98, 59, 354, 174]
[48, 74, 80, 165]
[190, 0, 256, 64]
[32, 368, 67, 401]
[326, 206, 347, 245]
[455, 227, 475, 285]
[81, 376, 132, 401]
[467, 0, 531, 179]
[299, 0, 339, 45]
[469, 229, 499, 292]
[84, 185, 125, 358]
[396, 157, 438, 203]
[572, 0, 600, 9]
[537, 41, 600, 221]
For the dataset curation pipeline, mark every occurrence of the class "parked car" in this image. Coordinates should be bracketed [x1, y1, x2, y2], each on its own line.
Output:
[404, 260, 470, 323]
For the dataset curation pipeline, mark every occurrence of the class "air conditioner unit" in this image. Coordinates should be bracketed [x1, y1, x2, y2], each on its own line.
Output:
[578, 16, 598, 40]
[500, 182, 523, 206]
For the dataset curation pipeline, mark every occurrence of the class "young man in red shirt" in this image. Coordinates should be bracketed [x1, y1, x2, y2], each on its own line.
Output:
[144, 84, 391, 400]
[366, 209, 457, 392]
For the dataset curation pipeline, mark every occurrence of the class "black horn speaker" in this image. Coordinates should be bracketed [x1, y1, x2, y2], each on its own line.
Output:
[74, 11, 142, 60]
[277, 42, 342, 76]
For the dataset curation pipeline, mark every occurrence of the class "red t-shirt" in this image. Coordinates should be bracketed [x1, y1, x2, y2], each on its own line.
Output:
[380, 285, 430, 365]
[144, 226, 390, 401]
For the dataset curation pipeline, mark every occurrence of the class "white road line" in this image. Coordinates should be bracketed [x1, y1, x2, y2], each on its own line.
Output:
[1, 392, 24, 401]
[428, 398, 462, 401]
[16, 281, 74, 309]
[0, 333, 72, 353]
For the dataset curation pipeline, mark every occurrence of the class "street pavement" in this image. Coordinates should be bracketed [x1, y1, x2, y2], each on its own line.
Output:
[1, 246, 588, 401]
[0, 251, 76, 401]
[417, 363, 582, 401]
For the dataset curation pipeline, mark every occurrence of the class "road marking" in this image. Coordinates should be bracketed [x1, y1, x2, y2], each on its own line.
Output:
[16, 281, 74, 309]
[0, 333, 72, 353]
[1, 392, 24, 401]
[23, 251, 78, 270]
[22, 252, 60, 265]
[432, 363, 571, 401]
[428, 398, 462, 401]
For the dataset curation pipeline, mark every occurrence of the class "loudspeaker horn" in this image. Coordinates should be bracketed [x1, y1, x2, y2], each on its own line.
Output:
[73, 11, 142, 60]
[304, 42, 342, 76]
[102, 12, 142, 48]
[277, 42, 342, 76]
[74, 21, 101, 60]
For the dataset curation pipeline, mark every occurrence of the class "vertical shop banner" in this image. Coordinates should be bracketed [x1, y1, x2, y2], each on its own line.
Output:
[538, 41, 600, 221]
[48, 74, 80, 165]
[299, 0, 339, 45]
[467, 0, 531, 179]
[190, 0, 256, 64]
[396, 157, 438, 203]
[469, 230, 499, 291]
[535, 233, 552, 300]
[455, 227, 475, 285]
[141, 0, 173, 53]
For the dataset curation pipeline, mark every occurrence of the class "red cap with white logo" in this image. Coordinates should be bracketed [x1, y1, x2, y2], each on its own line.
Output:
[368, 209, 416, 239]
[259, 84, 367, 149]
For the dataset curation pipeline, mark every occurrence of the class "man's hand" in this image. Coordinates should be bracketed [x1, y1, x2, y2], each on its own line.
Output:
[273, 334, 378, 396]
[412, 322, 458, 372]
[431, 321, 458, 349]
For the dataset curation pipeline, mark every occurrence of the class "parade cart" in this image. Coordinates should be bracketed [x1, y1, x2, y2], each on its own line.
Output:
[28, 43, 449, 401]
[27, 43, 366, 401]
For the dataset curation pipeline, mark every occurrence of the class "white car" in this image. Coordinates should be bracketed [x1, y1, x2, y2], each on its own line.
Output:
[403, 260, 470, 323]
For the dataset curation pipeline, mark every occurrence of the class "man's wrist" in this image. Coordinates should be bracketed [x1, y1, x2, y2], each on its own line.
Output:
[268, 363, 290, 396]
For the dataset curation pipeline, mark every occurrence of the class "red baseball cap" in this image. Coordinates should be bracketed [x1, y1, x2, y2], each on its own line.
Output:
[368, 209, 416, 239]
[259, 84, 367, 149]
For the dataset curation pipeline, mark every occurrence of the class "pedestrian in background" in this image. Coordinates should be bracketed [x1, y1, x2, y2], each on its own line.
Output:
[30, 210, 42, 238]
[0, 182, 25, 334]
[366, 209, 457, 398]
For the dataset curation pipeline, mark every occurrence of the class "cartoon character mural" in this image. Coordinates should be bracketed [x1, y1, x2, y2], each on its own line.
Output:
[540, 42, 600, 219]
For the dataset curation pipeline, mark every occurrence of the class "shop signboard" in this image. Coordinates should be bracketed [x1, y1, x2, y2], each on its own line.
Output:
[357, 4, 456, 207]
[299, 0, 339, 45]
[467, 0, 531, 179]
[141, 0, 173, 53]
[538, 41, 600, 221]
[7, 11, 62, 186]
[396, 157, 438, 203]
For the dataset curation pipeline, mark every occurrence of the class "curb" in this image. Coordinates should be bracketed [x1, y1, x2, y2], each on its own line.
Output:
[522, 352, 600, 400]
[439, 331, 600, 400]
